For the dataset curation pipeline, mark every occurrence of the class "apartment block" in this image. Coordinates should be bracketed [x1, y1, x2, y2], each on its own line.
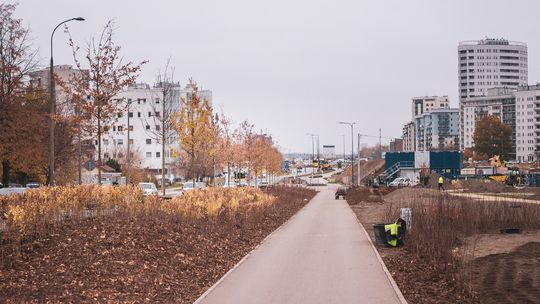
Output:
[415, 109, 460, 151]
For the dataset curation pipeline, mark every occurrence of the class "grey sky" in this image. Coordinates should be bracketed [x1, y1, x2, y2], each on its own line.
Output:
[10, 0, 540, 154]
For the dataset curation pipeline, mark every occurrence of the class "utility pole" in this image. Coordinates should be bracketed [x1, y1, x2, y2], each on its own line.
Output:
[77, 107, 82, 185]
[339, 122, 355, 185]
[339, 134, 345, 168]
[306, 133, 317, 174]
[316, 135, 320, 171]
[379, 128, 382, 159]
[357, 133, 361, 186]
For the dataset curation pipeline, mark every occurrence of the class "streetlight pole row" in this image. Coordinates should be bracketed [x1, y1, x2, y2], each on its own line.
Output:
[49, 17, 85, 186]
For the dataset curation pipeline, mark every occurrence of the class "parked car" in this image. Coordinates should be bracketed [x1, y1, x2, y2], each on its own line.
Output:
[157, 178, 172, 187]
[8, 183, 23, 188]
[26, 182, 41, 188]
[0, 187, 28, 196]
[222, 182, 237, 188]
[138, 182, 158, 196]
[388, 177, 412, 187]
[182, 181, 206, 191]
[237, 180, 249, 187]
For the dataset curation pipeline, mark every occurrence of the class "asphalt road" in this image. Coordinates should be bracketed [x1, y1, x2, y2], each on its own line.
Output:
[196, 185, 404, 304]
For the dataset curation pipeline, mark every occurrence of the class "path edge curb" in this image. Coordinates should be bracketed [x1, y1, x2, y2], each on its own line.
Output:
[193, 187, 316, 304]
[353, 211, 408, 304]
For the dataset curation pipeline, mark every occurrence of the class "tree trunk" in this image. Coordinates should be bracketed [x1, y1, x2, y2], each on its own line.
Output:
[97, 118, 102, 185]
[161, 117, 165, 196]
[1, 160, 10, 187]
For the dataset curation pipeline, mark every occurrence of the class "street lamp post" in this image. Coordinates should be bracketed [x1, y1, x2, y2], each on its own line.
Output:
[339, 122, 355, 185]
[316, 135, 320, 164]
[306, 133, 318, 173]
[49, 17, 85, 186]
[339, 134, 345, 163]
[126, 100, 133, 185]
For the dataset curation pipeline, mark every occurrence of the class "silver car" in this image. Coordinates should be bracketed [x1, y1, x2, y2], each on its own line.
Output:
[138, 182, 158, 196]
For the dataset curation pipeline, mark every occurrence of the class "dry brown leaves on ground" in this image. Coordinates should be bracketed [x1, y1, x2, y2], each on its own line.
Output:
[0, 186, 316, 303]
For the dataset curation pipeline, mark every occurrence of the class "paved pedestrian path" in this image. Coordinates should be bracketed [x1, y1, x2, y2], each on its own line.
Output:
[196, 186, 406, 304]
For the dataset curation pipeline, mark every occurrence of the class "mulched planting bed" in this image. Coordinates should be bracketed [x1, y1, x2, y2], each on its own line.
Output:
[347, 186, 540, 304]
[0, 186, 316, 303]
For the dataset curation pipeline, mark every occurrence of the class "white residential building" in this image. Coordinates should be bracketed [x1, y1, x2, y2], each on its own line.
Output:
[403, 96, 451, 151]
[101, 83, 213, 178]
[411, 96, 450, 121]
[415, 109, 460, 151]
[514, 85, 540, 162]
[461, 88, 516, 158]
[402, 121, 415, 152]
[458, 38, 528, 149]
[458, 38, 528, 100]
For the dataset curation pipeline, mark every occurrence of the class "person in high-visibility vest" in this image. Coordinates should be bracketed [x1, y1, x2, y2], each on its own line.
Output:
[438, 176, 444, 191]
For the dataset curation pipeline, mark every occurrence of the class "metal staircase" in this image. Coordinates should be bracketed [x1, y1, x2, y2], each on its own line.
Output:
[383, 161, 414, 180]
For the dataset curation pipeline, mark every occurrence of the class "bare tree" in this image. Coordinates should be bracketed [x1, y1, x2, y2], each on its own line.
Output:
[143, 57, 177, 195]
[66, 21, 145, 184]
[0, 3, 39, 186]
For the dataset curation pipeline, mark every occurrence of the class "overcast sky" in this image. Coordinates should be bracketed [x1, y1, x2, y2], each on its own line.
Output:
[10, 0, 540, 154]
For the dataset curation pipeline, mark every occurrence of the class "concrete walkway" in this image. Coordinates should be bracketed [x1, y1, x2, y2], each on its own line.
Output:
[195, 186, 405, 304]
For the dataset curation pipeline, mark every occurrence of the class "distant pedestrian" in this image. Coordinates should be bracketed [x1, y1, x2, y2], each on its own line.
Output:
[438, 176, 444, 191]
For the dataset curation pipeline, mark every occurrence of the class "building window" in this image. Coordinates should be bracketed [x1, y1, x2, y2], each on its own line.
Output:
[117, 112, 123, 118]
[128, 112, 133, 118]
[118, 139, 124, 145]
[113, 126, 116, 132]
[146, 152, 151, 158]
[138, 112, 141, 118]
[146, 125, 150, 130]
[156, 98, 160, 104]
[103, 139, 109, 145]
[156, 152, 161, 158]
[146, 139, 152, 144]
[156, 125, 161, 131]
[129, 125, 133, 131]
[148, 112, 152, 117]
[155, 111, 160, 117]
[129, 139, 134, 145]
[118, 126, 123, 132]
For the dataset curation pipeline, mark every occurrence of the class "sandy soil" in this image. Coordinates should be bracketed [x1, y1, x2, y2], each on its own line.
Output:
[463, 230, 540, 259]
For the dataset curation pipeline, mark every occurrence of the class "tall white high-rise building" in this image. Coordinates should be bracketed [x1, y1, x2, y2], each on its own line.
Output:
[458, 38, 528, 99]
[458, 38, 528, 149]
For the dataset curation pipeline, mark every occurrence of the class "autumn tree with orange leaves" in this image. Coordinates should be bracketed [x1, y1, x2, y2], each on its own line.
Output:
[174, 80, 213, 187]
[65, 21, 146, 184]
